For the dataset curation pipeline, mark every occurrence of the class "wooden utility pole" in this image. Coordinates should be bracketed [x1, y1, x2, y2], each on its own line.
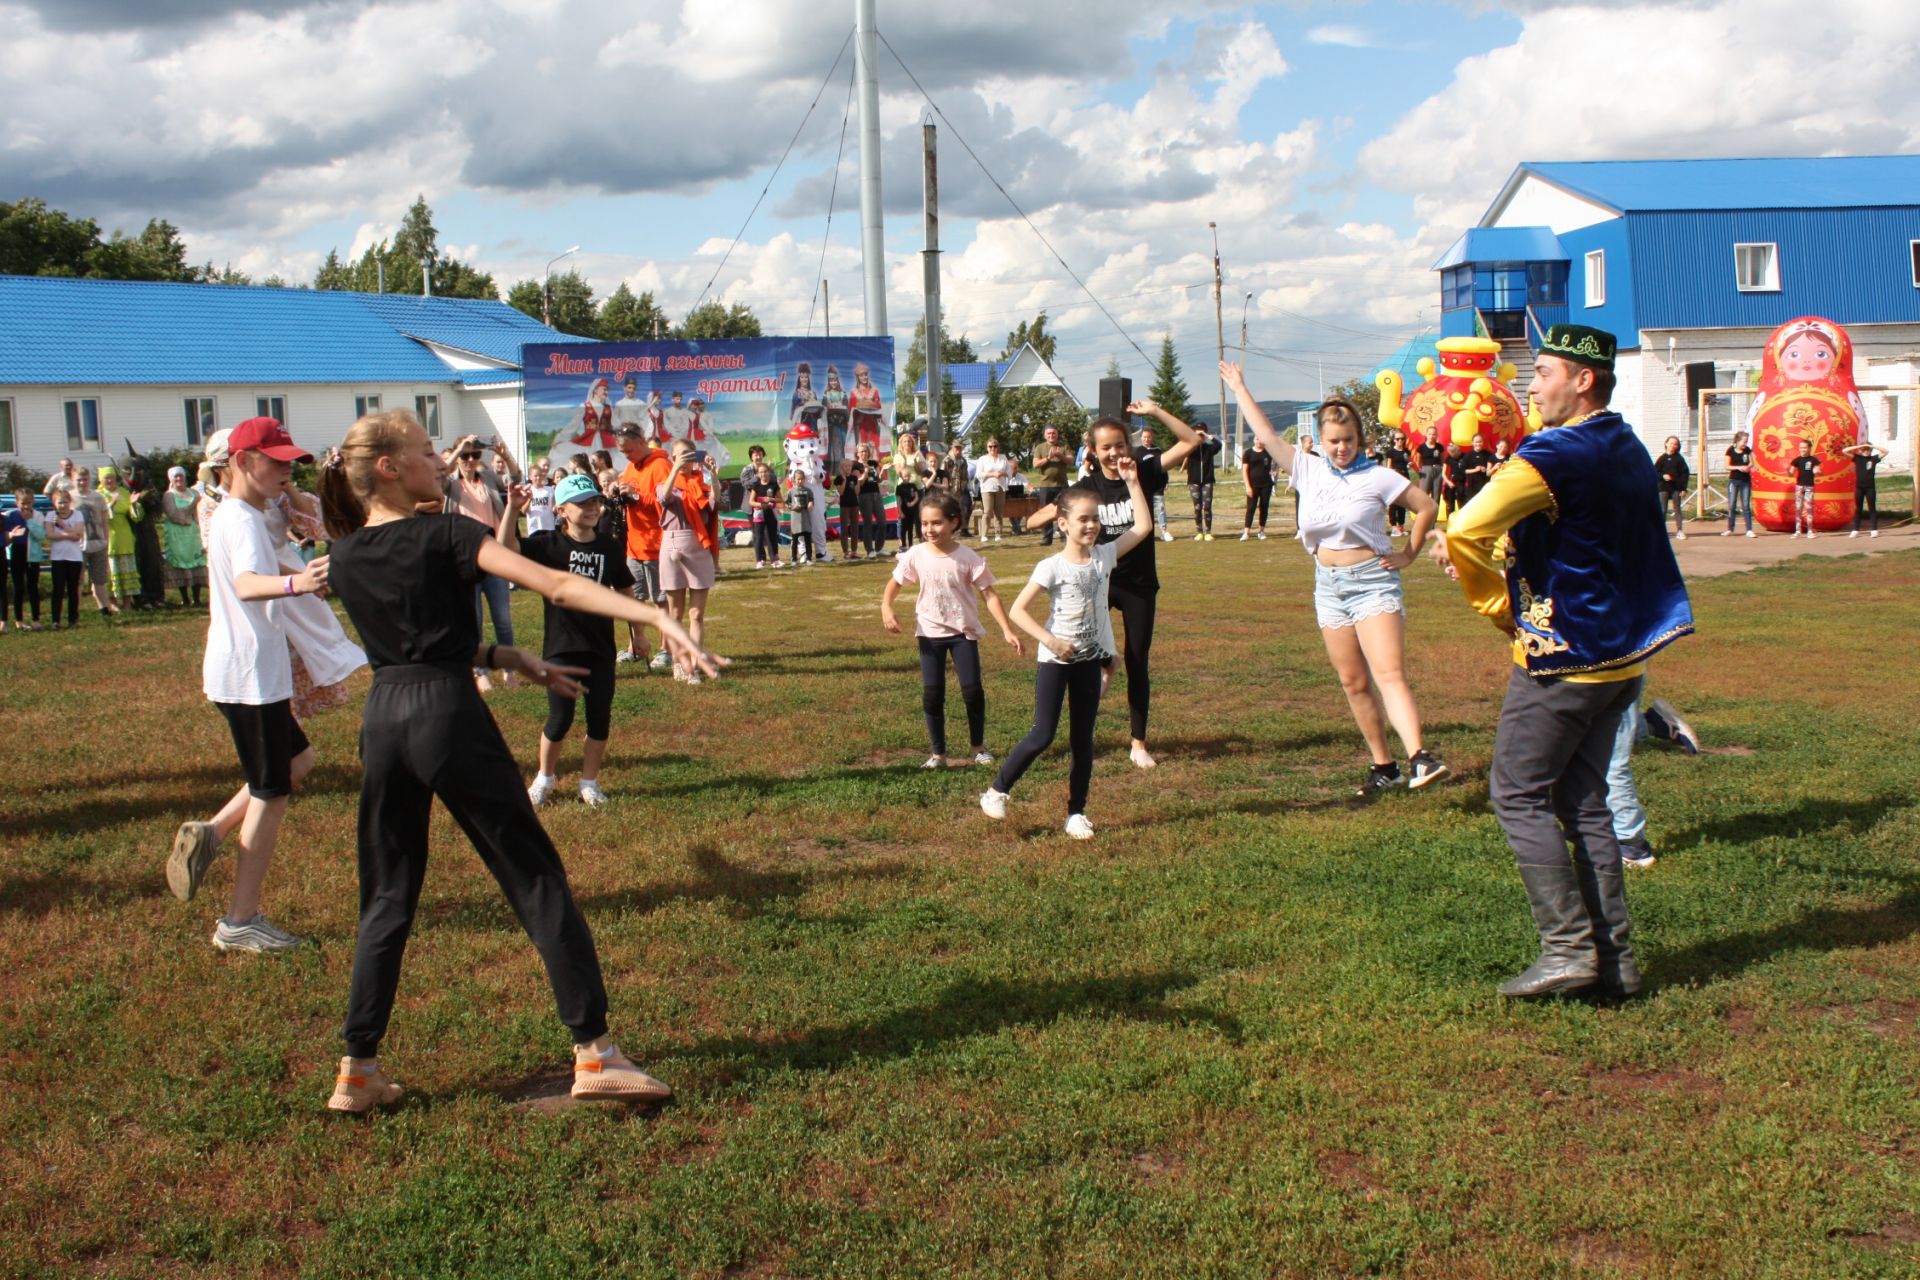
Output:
[1210, 222, 1227, 460]
[923, 121, 944, 448]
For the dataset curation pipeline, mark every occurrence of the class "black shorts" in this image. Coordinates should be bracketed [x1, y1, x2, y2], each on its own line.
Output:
[215, 700, 311, 799]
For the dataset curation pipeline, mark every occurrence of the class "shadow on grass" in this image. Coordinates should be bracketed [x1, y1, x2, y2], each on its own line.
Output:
[0, 869, 150, 918]
[417, 843, 911, 932]
[1669, 794, 1914, 850]
[1654, 882, 1920, 989]
[631, 762, 925, 803]
[17, 761, 365, 839]
[668, 968, 1240, 1079]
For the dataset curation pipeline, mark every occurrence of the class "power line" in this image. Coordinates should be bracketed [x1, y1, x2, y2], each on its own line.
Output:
[691, 27, 855, 315]
[877, 30, 1153, 367]
[807, 55, 858, 336]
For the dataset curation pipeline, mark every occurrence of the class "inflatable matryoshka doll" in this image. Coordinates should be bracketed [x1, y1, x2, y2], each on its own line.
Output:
[1376, 337, 1531, 456]
[1747, 317, 1862, 533]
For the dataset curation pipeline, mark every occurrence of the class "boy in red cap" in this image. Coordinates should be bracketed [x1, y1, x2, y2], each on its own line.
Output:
[174, 417, 333, 952]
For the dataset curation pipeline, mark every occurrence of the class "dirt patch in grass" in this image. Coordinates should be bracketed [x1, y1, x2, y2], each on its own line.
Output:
[1316, 1149, 1388, 1197]
[1837, 1213, 1920, 1251]
[1722, 1006, 1760, 1036]
[1584, 1066, 1724, 1102]
[1559, 1228, 1653, 1272]
[1128, 1150, 1186, 1183]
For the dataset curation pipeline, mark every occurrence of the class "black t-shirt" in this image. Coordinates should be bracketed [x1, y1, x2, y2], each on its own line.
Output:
[1381, 446, 1411, 477]
[1067, 449, 1169, 595]
[1656, 452, 1690, 491]
[518, 528, 634, 659]
[1464, 449, 1497, 491]
[1790, 455, 1821, 487]
[1242, 449, 1274, 490]
[1852, 452, 1881, 487]
[858, 463, 883, 495]
[1725, 446, 1753, 475]
[1417, 443, 1444, 471]
[1445, 455, 1470, 489]
[747, 479, 780, 516]
[1184, 436, 1222, 484]
[329, 513, 489, 670]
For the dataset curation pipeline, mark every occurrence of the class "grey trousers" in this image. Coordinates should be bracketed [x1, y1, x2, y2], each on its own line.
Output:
[1489, 666, 1644, 871]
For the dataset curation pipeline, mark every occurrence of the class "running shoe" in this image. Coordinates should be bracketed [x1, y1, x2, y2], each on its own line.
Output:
[578, 780, 608, 807]
[1647, 698, 1700, 755]
[1129, 744, 1157, 770]
[1620, 841, 1659, 870]
[1407, 750, 1452, 789]
[1193, 532, 1205, 541]
[1157, 530, 1173, 542]
[971, 749, 994, 766]
[979, 788, 1009, 820]
[922, 755, 945, 769]
[1064, 814, 1095, 840]
[167, 820, 220, 902]
[1355, 762, 1405, 798]
[327, 1057, 404, 1114]
[1745, 530, 1757, 538]
[649, 649, 673, 671]
[1256, 531, 1267, 540]
[572, 1043, 673, 1102]
[213, 913, 305, 953]
[616, 649, 640, 664]
[527, 774, 556, 807]
[1239, 531, 1250, 541]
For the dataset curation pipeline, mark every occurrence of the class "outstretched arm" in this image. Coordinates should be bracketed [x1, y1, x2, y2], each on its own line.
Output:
[1130, 399, 1202, 470]
[1110, 456, 1154, 559]
[1221, 362, 1296, 473]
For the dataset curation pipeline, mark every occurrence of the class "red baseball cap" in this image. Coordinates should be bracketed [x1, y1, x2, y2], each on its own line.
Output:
[227, 417, 312, 463]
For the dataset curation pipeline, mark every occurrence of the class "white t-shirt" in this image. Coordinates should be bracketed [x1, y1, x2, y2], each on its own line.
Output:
[48, 510, 85, 562]
[1291, 452, 1409, 556]
[1027, 542, 1118, 664]
[612, 396, 648, 432]
[975, 454, 1015, 493]
[526, 484, 558, 534]
[203, 498, 294, 705]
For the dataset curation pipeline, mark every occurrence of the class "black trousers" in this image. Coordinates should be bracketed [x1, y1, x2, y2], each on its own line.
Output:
[994, 657, 1104, 815]
[344, 665, 609, 1059]
[919, 635, 985, 756]
[751, 514, 781, 561]
[543, 651, 616, 743]
[49, 561, 81, 626]
[1854, 484, 1878, 531]
[6, 547, 38, 622]
[1108, 582, 1156, 741]
[858, 491, 887, 553]
[896, 486, 921, 548]
[1244, 486, 1271, 530]
[1490, 668, 1642, 872]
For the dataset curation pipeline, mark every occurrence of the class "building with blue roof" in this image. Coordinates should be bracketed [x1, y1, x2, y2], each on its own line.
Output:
[0, 275, 591, 471]
[1431, 156, 1920, 466]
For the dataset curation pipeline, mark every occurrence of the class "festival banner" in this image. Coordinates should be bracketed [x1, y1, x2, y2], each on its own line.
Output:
[522, 337, 896, 482]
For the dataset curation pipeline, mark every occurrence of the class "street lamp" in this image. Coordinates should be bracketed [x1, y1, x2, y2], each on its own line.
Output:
[1236, 291, 1252, 453]
[543, 245, 580, 328]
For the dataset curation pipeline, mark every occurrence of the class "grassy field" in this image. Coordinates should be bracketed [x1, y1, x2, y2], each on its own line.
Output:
[1, 512, 1917, 1278]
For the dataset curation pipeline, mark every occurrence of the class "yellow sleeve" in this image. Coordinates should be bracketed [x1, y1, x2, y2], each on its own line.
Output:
[1446, 457, 1554, 633]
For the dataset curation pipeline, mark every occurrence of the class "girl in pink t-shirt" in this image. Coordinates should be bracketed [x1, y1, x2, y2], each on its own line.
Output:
[881, 491, 1022, 768]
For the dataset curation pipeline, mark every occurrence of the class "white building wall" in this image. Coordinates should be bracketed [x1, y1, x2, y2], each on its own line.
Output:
[1486, 175, 1616, 234]
[1861, 357, 1918, 472]
[0, 381, 484, 472]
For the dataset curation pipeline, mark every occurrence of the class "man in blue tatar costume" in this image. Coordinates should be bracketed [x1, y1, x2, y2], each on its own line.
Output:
[1437, 324, 1693, 999]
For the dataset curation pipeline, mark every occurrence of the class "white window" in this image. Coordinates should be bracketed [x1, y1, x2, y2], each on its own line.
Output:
[354, 393, 383, 418]
[1911, 241, 1920, 288]
[0, 399, 14, 455]
[183, 396, 216, 447]
[1584, 250, 1606, 308]
[415, 394, 441, 438]
[64, 398, 102, 451]
[1735, 243, 1780, 292]
[255, 394, 287, 423]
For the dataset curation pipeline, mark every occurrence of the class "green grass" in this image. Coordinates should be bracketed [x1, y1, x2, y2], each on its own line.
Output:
[1, 511, 1917, 1278]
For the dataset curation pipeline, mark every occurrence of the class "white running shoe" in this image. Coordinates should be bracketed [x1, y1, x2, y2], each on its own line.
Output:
[1129, 744, 1157, 770]
[1807, 531, 1816, 539]
[616, 649, 641, 664]
[1676, 531, 1686, 540]
[527, 774, 557, 807]
[1157, 530, 1173, 542]
[1257, 531, 1267, 540]
[1849, 530, 1859, 538]
[1745, 530, 1757, 538]
[1870, 530, 1879, 538]
[1239, 531, 1250, 541]
[167, 820, 220, 902]
[922, 754, 945, 769]
[1064, 814, 1095, 840]
[578, 780, 608, 807]
[979, 788, 1009, 820]
[213, 913, 305, 953]
[971, 749, 994, 766]
[649, 650, 673, 671]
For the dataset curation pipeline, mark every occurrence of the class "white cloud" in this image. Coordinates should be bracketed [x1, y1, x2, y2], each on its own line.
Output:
[1305, 24, 1373, 47]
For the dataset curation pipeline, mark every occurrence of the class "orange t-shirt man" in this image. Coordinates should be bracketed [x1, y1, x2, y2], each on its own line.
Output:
[618, 445, 672, 564]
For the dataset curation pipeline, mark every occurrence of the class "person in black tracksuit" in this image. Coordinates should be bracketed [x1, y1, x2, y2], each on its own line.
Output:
[1023, 404, 1202, 769]
[316, 411, 722, 1114]
[1184, 425, 1223, 538]
[1655, 436, 1690, 538]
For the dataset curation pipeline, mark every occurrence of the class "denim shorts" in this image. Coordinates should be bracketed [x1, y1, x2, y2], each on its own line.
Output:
[1313, 559, 1404, 630]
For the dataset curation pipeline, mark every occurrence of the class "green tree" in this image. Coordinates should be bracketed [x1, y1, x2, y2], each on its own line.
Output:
[678, 300, 762, 339]
[1104, 355, 1123, 379]
[940, 372, 961, 432]
[314, 196, 494, 298]
[1145, 333, 1192, 432]
[599, 283, 670, 340]
[998, 385, 1084, 458]
[506, 278, 544, 321]
[542, 270, 600, 337]
[314, 249, 351, 291]
[971, 372, 1010, 454]
[0, 198, 96, 276]
[1000, 312, 1057, 364]
[89, 219, 196, 281]
[900, 315, 978, 400]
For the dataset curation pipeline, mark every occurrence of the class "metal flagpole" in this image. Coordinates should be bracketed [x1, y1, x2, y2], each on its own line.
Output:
[855, 0, 888, 337]
[923, 120, 943, 449]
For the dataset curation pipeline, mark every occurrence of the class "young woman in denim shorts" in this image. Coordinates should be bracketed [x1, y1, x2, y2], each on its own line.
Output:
[1223, 364, 1452, 797]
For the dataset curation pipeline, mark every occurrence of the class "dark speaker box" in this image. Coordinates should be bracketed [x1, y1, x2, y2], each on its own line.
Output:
[1683, 361, 1717, 407]
[1098, 377, 1132, 422]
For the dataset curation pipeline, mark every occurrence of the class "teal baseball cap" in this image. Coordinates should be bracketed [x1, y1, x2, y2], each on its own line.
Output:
[555, 474, 603, 506]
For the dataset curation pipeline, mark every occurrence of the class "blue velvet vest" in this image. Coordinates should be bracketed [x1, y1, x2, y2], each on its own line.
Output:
[1506, 413, 1694, 676]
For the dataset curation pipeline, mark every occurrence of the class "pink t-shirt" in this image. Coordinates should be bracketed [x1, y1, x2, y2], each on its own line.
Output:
[891, 542, 995, 639]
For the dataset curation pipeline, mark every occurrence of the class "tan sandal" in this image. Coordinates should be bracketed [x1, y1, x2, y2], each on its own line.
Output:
[571, 1044, 672, 1102]
[327, 1057, 404, 1113]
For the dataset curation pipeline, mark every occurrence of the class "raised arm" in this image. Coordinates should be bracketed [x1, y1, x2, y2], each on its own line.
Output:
[496, 483, 527, 553]
[1220, 362, 1296, 473]
[1129, 399, 1202, 470]
[1110, 455, 1154, 558]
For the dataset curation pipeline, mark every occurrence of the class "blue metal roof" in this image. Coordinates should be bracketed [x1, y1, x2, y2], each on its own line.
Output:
[457, 367, 525, 388]
[0, 275, 586, 385]
[913, 360, 1012, 396]
[1512, 156, 1920, 215]
[1370, 333, 1443, 384]
[1433, 226, 1567, 270]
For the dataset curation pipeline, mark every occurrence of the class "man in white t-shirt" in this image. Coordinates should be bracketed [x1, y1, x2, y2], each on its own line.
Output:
[168, 416, 331, 954]
[611, 377, 649, 437]
[661, 391, 693, 446]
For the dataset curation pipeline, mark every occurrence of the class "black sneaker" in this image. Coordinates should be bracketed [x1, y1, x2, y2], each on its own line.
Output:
[1356, 762, 1404, 798]
[1620, 840, 1659, 869]
[1407, 750, 1452, 789]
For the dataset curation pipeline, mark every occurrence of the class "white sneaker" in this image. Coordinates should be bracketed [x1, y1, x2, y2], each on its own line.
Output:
[1807, 531, 1816, 539]
[649, 649, 673, 671]
[578, 780, 608, 807]
[979, 788, 1009, 820]
[922, 754, 945, 769]
[1720, 530, 1731, 536]
[1157, 530, 1173, 543]
[1745, 530, 1757, 538]
[971, 749, 994, 766]
[616, 649, 641, 664]
[1239, 531, 1249, 541]
[528, 774, 556, 807]
[1257, 531, 1267, 540]
[1849, 530, 1859, 538]
[1870, 530, 1879, 538]
[1064, 814, 1095, 840]
[213, 913, 305, 953]
[1129, 744, 1157, 770]
[1675, 531, 1686, 540]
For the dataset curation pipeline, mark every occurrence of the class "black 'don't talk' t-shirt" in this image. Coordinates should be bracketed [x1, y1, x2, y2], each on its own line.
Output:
[1066, 448, 1169, 595]
[328, 513, 489, 670]
[518, 527, 634, 659]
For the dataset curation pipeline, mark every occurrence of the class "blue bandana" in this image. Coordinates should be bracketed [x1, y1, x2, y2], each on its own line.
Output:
[1325, 453, 1377, 478]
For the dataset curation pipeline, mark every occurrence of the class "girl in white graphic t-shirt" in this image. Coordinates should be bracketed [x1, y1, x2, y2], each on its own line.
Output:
[979, 456, 1150, 840]
[1225, 363, 1451, 798]
[882, 490, 1022, 769]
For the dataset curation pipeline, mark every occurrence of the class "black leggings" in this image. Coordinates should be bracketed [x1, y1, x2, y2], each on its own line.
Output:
[544, 651, 616, 743]
[994, 658, 1104, 815]
[344, 666, 608, 1059]
[1108, 582, 1156, 741]
[1188, 482, 1214, 533]
[1244, 486, 1271, 530]
[1854, 484, 1878, 532]
[895, 487, 920, 548]
[5, 549, 36, 622]
[751, 514, 781, 561]
[49, 561, 81, 626]
[919, 635, 984, 756]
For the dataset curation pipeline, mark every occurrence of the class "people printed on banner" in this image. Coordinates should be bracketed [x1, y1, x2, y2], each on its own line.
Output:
[574, 378, 616, 449]
[849, 363, 885, 457]
[821, 365, 850, 466]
